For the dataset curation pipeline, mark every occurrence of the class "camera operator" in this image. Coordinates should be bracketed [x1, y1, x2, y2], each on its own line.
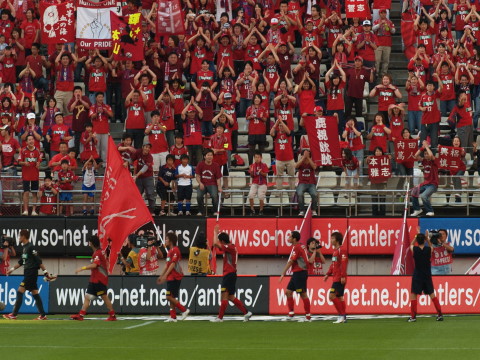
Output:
[117, 234, 140, 275]
[139, 231, 165, 275]
[188, 233, 212, 276]
[429, 229, 454, 275]
[306, 238, 326, 276]
[1, 236, 16, 275]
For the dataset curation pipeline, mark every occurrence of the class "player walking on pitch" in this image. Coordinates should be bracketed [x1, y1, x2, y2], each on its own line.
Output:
[157, 232, 190, 322]
[211, 224, 252, 322]
[3, 229, 52, 320]
[279, 231, 312, 322]
[324, 232, 348, 324]
[408, 232, 443, 322]
[70, 236, 117, 321]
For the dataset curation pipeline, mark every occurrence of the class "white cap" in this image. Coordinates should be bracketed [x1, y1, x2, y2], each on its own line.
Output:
[27, 113, 36, 120]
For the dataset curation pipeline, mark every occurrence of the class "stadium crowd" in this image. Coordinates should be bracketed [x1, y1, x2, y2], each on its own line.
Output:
[0, 0, 480, 217]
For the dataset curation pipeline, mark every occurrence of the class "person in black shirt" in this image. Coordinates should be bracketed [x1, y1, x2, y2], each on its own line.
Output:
[157, 154, 177, 216]
[3, 229, 52, 320]
[408, 233, 443, 322]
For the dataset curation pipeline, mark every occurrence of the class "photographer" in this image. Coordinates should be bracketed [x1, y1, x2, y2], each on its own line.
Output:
[188, 234, 212, 276]
[306, 238, 325, 276]
[117, 234, 140, 275]
[138, 232, 164, 276]
[429, 229, 454, 275]
[0, 236, 16, 275]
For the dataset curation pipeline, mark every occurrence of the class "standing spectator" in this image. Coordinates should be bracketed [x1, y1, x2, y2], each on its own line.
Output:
[413, 13, 436, 57]
[80, 123, 101, 163]
[436, 59, 456, 117]
[209, 123, 230, 193]
[449, 136, 467, 202]
[246, 94, 268, 164]
[175, 154, 195, 216]
[344, 56, 374, 118]
[342, 116, 365, 171]
[341, 148, 360, 193]
[54, 46, 77, 115]
[138, 237, 162, 275]
[196, 149, 222, 216]
[170, 134, 188, 167]
[367, 147, 389, 217]
[46, 112, 73, 157]
[195, 81, 218, 137]
[271, 118, 295, 195]
[132, 143, 156, 215]
[295, 149, 318, 216]
[235, 61, 258, 117]
[156, 154, 177, 216]
[248, 151, 269, 216]
[19, 9, 40, 56]
[125, 88, 148, 149]
[145, 110, 169, 171]
[156, 87, 176, 147]
[68, 86, 91, 156]
[181, 99, 204, 166]
[367, 113, 391, 154]
[134, 65, 158, 123]
[307, 237, 326, 276]
[58, 159, 77, 216]
[405, 73, 425, 134]
[81, 157, 98, 216]
[355, 20, 378, 69]
[0, 125, 20, 176]
[38, 175, 59, 215]
[0, 235, 15, 275]
[369, 74, 402, 125]
[118, 133, 136, 171]
[112, 60, 138, 123]
[411, 141, 439, 217]
[18, 134, 42, 216]
[85, 51, 109, 103]
[19, 112, 42, 148]
[25, 43, 49, 98]
[325, 60, 347, 133]
[419, 77, 443, 153]
[373, 8, 396, 77]
[448, 92, 474, 156]
[395, 129, 415, 192]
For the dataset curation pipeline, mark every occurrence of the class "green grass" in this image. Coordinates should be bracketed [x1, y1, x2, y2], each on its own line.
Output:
[1, 315, 479, 359]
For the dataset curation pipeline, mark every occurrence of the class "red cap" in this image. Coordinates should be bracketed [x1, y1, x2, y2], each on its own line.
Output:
[187, 105, 196, 112]
[314, 106, 323, 113]
[354, 56, 363, 62]
[379, 8, 387, 13]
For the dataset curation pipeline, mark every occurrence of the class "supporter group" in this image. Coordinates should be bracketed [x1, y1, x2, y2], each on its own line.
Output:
[0, 0, 479, 217]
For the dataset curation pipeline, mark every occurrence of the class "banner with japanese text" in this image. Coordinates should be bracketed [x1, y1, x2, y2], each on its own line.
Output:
[303, 115, 341, 167]
[394, 139, 417, 164]
[76, 0, 120, 49]
[40, 1, 75, 44]
[368, 155, 391, 183]
[156, 0, 185, 36]
[438, 145, 465, 172]
[110, 12, 144, 61]
[345, 0, 371, 18]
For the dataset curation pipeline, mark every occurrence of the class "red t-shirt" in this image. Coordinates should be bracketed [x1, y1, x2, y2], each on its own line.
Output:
[246, 105, 268, 135]
[355, 32, 378, 61]
[344, 127, 364, 151]
[195, 70, 215, 88]
[210, 134, 229, 166]
[342, 156, 360, 171]
[326, 81, 345, 111]
[407, 85, 423, 111]
[19, 146, 41, 181]
[455, 4, 470, 31]
[419, 91, 441, 124]
[421, 158, 439, 187]
[147, 123, 169, 154]
[89, 103, 112, 134]
[140, 84, 156, 111]
[220, 243, 238, 275]
[47, 124, 73, 152]
[20, 20, 40, 48]
[250, 162, 269, 185]
[373, 86, 397, 111]
[88, 65, 108, 93]
[169, 145, 188, 167]
[196, 160, 222, 186]
[297, 162, 316, 184]
[126, 101, 146, 129]
[166, 246, 183, 281]
[131, 150, 154, 178]
[91, 248, 109, 285]
[415, 28, 435, 55]
[39, 184, 59, 215]
[289, 243, 309, 272]
[0, 138, 20, 166]
[389, 116, 404, 141]
[274, 132, 294, 161]
[369, 124, 388, 152]
[346, 68, 371, 98]
[275, 102, 295, 132]
[0, 56, 16, 83]
[439, 73, 455, 101]
[55, 64, 75, 92]
[58, 169, 76, 190]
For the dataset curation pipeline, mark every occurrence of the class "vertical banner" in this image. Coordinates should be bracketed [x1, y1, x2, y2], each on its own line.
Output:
[368, 155, 391, 183]
[110, 12, 144, 61]
[345, 0, 371, 18]
[76, 0, 120, 49]
[394, 139, 418, 163]
[438, 145, 464, 172]
[303, 115, 341, 166]
[156, 0, 185, 36]
[40, 0, 76, 44]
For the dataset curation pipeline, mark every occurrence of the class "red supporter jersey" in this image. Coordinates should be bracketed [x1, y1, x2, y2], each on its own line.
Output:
[19, 146, 42, 181]
[0, 138, 20, 166]
[246, 105, 268, 135]
[157, 101, 175, 130]
[88, 65, 108, 93]
[369, 124, 388, 152]
[439, 73, 455, 100]
[91, 248, 109, 285]
[342, 156, 359, 171]
[415, 28, 435, 55]
[89, 103, 112, 134]
[419, 91, 441, 124]
[406, 86, 423, 111]
[140, 84, 156, 111]
[166, 246, 183, 281]
[39, 184, 58, 214]
[210, 134, 229, 166]
[221, 243, 238, 275]
[126, 101, 146, 129]
[250, 162, 269, 185]
[307, 251, 324, 276]
[169, 145, 188, 167]
[297, 162, 316, 184]
[326, 247, 348, 282]
[374, 86, 397, 111]
[326, 81, 345, 111]
[289, 243, 309, 272]
[275, 102, 295, 132]
[273, 132, 294, 161]
[58, 170, 77, 190]
[196, 160, 222, 186]
[80, 131, 99, 160]
[131, 150, 154, 178]
[421, 158, 439, 187]
[147, 123, 169, 154]
[389, 116, 404, 140]
[55, 64, 75, 92]
[344, 127, 364, 151]
[47, 124, 72, 152]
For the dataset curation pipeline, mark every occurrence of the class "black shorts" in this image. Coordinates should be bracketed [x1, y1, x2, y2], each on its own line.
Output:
[23, 180, 39, 193]
[287, 271, 308, 293]
[330, 282, 345, 297]
[248, 134, 267, 146]
[86, 282, 108, 297]
[20, 272, 38, 291]
[177, 185, 193, 201]
[411, 276, 434, 295]
[221, 166, 229, 176]
[166, 280, 181, 298]
[156, 185, 171, 201]
[221, 272, 237, 295]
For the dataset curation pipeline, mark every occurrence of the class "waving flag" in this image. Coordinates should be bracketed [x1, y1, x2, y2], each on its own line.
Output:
[98, 137, 154, 273]
[110, 12, 144, 61]
[156, 0, 185, 36]
[391, 184, 414, 275]
[40, 1, 75, 44]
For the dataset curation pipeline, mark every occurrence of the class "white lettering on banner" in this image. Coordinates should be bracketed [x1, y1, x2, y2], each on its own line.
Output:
[0, 282, 44, 307]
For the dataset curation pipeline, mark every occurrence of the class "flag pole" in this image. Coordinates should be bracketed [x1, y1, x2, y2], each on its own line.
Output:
[299, 201, 312, 233]
[393, 181, 410, 275]
[216, 166, 224, 222]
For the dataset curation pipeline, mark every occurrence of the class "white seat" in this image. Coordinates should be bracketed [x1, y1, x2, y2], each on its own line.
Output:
[318, 172, 339, 188]
[470, 191, 480, 206]
[237, 135, 249, 152]
[362, 99, 367, 114]
[264, 135, 273, 152]
[336, 192, 356, 206]
[363, 82, 369, 98]
[431, 193, 447, 207]
[223, 192, 245, 207]
[228, 172, 248, 189]
[319, 190, 335, 207]
[262, 153, 272, 168]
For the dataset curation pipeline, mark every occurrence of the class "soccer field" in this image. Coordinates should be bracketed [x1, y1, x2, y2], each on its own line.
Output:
[1, 315, 479, 359]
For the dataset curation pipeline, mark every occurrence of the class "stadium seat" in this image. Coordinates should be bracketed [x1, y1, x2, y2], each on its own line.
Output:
[262, 153, 272, 169]
[318, 172, 339, 188]
[237, 135, 249, 152]
[319, 190, 335, 207]
[228, 172, 248, 189]
[431, 193, 448, 207]
[230, 153, 249, 171]
[237, 117, 248, 134]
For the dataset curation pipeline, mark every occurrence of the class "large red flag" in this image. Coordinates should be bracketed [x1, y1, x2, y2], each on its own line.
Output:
[303, 115, 342, 167]
[156, 0, 185, 36]
[98, 137, 154, 273]
[40, 1, 75, 44]
[110, 12, 145, 62]
[390, 221, 414, 275]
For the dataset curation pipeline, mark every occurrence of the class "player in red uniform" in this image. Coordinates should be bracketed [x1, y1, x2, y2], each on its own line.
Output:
[71, 236, 117, 321]
[211, 224, 252, 322]
[324, 232, 348, 323]
[279, 231, 311, 321]
[157, 232, 190, 322]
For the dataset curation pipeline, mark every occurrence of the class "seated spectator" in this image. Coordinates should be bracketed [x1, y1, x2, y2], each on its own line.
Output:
[295, 149, 318, 216]
[196, 149, 222, 216]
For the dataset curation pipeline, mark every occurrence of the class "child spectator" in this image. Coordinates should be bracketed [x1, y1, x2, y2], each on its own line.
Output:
[157, 154, 177, 216]
[170, 134, 189, 168]
[82, 157, 98, 216]
[58, 159, 78, 216]
[38, 175, 59, 215]
[248, 151, 269, 215]
[80, 122, 101, 163]
[175, 154, 195, 216]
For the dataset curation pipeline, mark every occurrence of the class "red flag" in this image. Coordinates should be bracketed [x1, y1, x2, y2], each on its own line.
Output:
[368, 155, 392, 183]
[40, 1, 75, 44]
[438, 145, 465, 172]
[345, 0, 371, 18]
[98, 137, 154, 273]
[391, 221, 414, 275]
[303, 115, 342, 167]
[395, 139, 418, 164]
[299, 204, 312, 246]
[110, 12, 144, 62]
[401, 12, 417, 59]
[156, 0, 185, 36]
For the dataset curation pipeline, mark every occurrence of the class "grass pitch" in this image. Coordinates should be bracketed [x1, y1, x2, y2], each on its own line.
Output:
[1, 315, 479, 359]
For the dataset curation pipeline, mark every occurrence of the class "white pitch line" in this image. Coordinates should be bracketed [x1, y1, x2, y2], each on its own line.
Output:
[123, 321, 155, 330]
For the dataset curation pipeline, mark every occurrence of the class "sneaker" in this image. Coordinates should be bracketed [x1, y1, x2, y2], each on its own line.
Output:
[333, 316, 345, 324]
[196, 212, 202, 216]
[21, 211, 28, 216]
[164, 318, 177, 323]
[425, 212, 435, 217]
[34, 315, 47, 320]
[105, 315, 117, 321]
[249, 209, 256, 216]
[298, 211, 305, 216]
[244, 311, 253, 322]
[159, 210, 166, 216]
[258, 211, 264, 216]
[168, 212, 177, 216]
[282, 313, 295, 321]
[178, 309, 190, 321]
[70, 314, 84, 321]
[454, 193, 461, 198]
[305, 314, 312, 322]
[31, 210, 38, 216]
[312, 211, 317, 216]
[3, 313, 17, 320]
[411, 209, 423, 217]
[177, 211, 184, 216]
[210, 317, 223, 322]
[407, 317, 417, 322]
[436, 315, 444, 321]
[185, 211, 192, 216]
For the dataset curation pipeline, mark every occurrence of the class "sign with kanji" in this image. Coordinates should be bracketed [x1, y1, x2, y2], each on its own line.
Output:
[156, 0, 185, 36]
[394, 139, 418, 164]
[438, 145, 464, 172]
[110, 12, 144, 61]
[303, 115, 341, 166]
[40, 1, 75, 44]
[76, 0, 121, 49]
[345, 0, 371, 18]
[368, 155, 391, 183]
